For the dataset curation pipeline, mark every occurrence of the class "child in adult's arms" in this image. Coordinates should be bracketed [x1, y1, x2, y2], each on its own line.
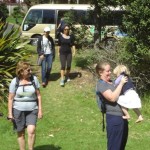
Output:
[113, 64, 143, 123]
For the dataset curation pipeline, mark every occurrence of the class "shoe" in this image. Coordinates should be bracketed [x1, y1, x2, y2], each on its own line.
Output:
[66, 77, 71, 82]
[60, 79, 64, 86]
[42, 82, 46, 88]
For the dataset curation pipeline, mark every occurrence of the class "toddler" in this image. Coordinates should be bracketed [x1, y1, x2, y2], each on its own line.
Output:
[113, 65, 143, 123]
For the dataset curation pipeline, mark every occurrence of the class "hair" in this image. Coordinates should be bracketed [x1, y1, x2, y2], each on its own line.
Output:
[16, 61, 30, 78]
[113, 65, 130, 76]
[95, 62, 110, 77]
[62, 24, 70, 32]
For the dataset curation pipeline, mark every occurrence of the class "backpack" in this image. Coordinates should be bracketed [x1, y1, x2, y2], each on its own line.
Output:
[15, 75, 36, 94]
[96, 80, 106, 131]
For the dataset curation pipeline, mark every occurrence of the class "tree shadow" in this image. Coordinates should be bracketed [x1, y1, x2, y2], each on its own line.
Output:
[49, 72, 82, 81]
[69, 71, 82, 80]
[34, 144, 62, 150]
[49, 72, 60, 81]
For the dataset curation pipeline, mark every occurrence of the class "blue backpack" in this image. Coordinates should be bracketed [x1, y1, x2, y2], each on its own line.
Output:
[96, 80, 106, 131]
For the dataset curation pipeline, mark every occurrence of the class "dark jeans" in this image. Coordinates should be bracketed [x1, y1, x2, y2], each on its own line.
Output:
[106, 114, 128, 150]
[41, 54, 53, 83]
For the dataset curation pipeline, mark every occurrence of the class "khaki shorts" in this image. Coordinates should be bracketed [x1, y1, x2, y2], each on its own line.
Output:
[13, 108, 38, 132]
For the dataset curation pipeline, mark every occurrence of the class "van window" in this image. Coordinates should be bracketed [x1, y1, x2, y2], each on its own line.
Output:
[43, 10, 55, 24]
[22, 9, 55, 31]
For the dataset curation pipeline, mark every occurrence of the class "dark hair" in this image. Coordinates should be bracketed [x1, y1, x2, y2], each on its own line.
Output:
[62, 24, 69, 30]
[95, 62, 110, 77]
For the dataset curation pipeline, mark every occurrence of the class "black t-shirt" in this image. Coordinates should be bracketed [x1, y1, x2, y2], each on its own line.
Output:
[58, 34, 75, 54]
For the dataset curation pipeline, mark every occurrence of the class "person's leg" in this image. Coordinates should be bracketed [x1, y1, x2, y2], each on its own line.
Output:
[60, 54, 66, 86]
[106, 114, 126, 150]
[120, 119, 128, 150]
[41, 56, 46, 86]
[65, 53, 72, 81]
[26, 110, 38, 150]
[27, 125, 36, 150]
[133, 108, 143, 123]
[17, 130, 26, 150]
[122, 107, 130, 119]
[45, 54, 53, 84]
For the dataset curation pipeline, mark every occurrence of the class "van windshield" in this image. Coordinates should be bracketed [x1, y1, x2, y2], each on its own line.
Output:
[22, 9, 55, 31]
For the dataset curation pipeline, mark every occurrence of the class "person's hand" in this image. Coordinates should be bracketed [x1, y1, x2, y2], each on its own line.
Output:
[7, 114, 14, 122]
[40, 55, 44, 60]
[38, 109, 43, 119]
[120, 76, 128, 85]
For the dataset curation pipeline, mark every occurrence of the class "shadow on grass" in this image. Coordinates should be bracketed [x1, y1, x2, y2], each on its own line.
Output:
[34, 144, 62, 150]
[49, 72, 82, 81]
[49, 73, 60, 81]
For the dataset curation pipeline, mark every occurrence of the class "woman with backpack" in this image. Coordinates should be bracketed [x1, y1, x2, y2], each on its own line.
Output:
[37, 26, 55, 87]
[95, 61, 128, 150]
[7, 61, 42, 150]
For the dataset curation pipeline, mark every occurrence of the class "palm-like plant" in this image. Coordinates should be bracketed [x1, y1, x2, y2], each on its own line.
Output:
[0, 23, 30, 101]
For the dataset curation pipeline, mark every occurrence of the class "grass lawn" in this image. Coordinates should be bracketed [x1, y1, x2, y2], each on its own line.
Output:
[0, 45, 150, 150]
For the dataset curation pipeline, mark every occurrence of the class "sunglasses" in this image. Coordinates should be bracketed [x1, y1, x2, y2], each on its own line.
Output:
[64, 28, 70, 31]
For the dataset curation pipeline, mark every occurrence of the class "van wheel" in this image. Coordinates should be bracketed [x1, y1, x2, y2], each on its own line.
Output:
[30, 35, 41, 46]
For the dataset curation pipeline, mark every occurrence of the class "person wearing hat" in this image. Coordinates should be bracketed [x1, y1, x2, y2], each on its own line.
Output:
[37, 27, 55, 87]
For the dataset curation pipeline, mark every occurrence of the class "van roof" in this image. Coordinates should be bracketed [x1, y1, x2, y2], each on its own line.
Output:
[29, 4, 94, 10]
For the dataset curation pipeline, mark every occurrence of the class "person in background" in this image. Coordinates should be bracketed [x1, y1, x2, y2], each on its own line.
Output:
[113, 64, 143, 123]
[57, 16, 65, 36]
[58, 24, 76, 86]
[95, 62, 128, 150]
[37, 26, 55, 87]
[7, 61, 42, 150]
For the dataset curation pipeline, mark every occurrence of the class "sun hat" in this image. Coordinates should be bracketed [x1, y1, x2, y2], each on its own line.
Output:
[44, 27, 51, 32]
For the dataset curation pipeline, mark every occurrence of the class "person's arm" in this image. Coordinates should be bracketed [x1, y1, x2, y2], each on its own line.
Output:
[72, 45, 76, 57]
[115, 75, 123, 86]
[71, 35, 76, 57]
[8, 93, 15, 119]
[102, 76, 127, 102]
[36, 89, 43, 119]
[49, 36, 55, 60]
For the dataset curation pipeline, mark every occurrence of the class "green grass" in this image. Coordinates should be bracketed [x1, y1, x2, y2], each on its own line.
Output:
[0, 45, 150, 150]
[6, 16, 23, 25]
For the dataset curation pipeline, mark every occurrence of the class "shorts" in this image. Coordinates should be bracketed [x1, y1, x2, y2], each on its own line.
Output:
[13, 108, 38, 132]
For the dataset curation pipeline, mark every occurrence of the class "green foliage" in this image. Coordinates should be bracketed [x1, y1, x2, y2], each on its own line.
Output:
[0, 23, 30, 100]
[124, 0, 150, 47]
[12, 6, 25, 18]
[62, 11, 94, 49]
[0, 2, 9, 18]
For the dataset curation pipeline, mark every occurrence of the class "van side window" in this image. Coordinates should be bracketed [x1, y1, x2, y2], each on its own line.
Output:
[43, 10, 55, 24]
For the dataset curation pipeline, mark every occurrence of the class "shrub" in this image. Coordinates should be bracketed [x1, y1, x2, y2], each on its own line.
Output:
[0, 23, 30, 101]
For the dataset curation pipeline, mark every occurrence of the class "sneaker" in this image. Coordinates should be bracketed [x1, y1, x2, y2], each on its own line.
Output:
[60, 80, 64, 86]
[42, 82, 46, 88]
[66, 77, 71, 82]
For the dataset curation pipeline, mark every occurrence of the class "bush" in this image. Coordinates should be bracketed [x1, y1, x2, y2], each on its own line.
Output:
[0, 23, 30, 101]
[75, 37, 150, 94]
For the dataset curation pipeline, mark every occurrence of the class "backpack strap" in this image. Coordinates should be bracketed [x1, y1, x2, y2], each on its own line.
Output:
[15, 75, 36, 93]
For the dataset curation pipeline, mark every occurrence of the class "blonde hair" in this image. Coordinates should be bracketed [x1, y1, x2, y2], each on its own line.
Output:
[16, 61, 30, 78]
[95, 62, 110, 77]
[113, 65, 130, 76]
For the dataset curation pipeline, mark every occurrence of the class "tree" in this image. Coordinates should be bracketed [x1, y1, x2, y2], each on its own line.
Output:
[0, 2, 9, 18]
